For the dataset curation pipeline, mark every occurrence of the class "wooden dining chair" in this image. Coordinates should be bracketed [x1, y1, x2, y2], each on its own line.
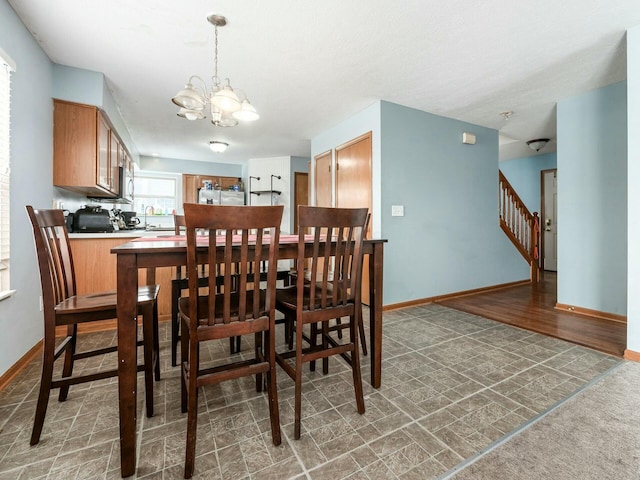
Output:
[304, 213, 370, 359]
[25, 206, 160, 446]
[275, 206, 369, 439]
[178, 204, 283, 478]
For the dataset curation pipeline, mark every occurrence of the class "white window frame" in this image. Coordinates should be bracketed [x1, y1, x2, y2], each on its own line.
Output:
[132, 170, 181, 227]
[0, 48, 15, 300]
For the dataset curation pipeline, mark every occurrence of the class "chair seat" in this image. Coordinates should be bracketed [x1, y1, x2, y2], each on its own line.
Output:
[56, 285, 160, 316]
[276, 284, 349, 312]
[179, 290, 268, 327]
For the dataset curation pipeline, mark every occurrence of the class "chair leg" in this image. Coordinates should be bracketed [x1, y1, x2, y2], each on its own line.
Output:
[180, 317, 189, 414]
[153, 301, 161, 381]
[184, 341, 199, 479]
[294, 323, 303, 440]
[265, 329, 281, 446]
[30, 332, 57, 445]
[322, 321, 329, 375]
[142, 306, 155, 418]
[171, 281, 181, 367]
[286, 318, 294, 350]
[254, 332, 263, 393]
[309, 322, 317, 372]
[229, 336, 242, 354]
[58, 324, 77, 402]
[350, 314, 365, 415]
[335, 318, 344, 339]
[358, 306, 367, 356]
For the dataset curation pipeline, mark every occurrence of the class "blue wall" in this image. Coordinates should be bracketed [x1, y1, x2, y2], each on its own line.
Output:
[52, 64, 139, 161]
[557, 81, 627, 315]
[500, 153, 557, 214]
[379, 102, 527, 304]
[311, 100, 529, 306]
[0, 0, 54, 375]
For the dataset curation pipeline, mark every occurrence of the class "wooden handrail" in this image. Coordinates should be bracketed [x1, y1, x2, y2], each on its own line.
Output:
[498, 171, 540, 282]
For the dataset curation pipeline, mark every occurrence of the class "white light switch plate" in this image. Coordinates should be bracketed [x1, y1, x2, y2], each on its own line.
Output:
[391, 205, 404, 217]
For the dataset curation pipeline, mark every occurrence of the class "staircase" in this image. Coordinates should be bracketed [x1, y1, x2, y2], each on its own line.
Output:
[499, 171, 540, 282]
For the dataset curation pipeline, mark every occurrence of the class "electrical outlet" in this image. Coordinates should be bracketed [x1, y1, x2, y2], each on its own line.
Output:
[39, 295, 43, 311]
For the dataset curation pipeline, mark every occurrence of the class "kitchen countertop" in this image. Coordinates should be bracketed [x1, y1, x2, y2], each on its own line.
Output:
[68, 229, 175, 239]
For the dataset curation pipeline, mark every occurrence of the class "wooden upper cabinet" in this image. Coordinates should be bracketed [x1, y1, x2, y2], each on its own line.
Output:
[97, 112, 111, 192]
[53, 99, 121, 197]
[109, 127, 121, 194]
[121, 147, 134, 203]
[182, 174, 242, 207]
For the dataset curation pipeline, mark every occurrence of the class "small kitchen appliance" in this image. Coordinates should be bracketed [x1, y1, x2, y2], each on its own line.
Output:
[72, 205, 114, 233]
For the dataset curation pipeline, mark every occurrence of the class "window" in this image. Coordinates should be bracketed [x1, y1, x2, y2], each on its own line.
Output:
[132, 172, 178, 224]
[0, 48, 15, 298]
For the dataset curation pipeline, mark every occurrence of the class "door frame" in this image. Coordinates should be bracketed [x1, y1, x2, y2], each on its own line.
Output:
[540, 168, 558, 272]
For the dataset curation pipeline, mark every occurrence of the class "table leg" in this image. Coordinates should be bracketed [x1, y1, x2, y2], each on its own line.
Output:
[117, 253, 138, 477]
[369, 242, 383, 388]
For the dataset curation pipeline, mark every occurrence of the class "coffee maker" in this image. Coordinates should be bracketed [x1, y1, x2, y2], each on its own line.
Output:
[121, 211, 141, 229]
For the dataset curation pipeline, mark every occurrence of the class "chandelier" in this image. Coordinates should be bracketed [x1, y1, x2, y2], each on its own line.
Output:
[171, 14, 258, 127]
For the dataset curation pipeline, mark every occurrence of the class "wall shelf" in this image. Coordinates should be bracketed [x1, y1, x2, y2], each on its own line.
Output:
[249, 175, 282, 205]
[250, 190, 281, 196]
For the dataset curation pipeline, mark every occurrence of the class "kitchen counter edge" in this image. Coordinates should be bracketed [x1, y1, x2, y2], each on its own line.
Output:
[68, 231, 172, 239]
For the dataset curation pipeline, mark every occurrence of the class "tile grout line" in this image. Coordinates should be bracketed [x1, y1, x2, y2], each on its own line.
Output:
[435, 360, 625, 480]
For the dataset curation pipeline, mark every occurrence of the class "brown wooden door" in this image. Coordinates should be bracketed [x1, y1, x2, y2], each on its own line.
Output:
[294, 172, 309, 232]
[336, 131, 372, 304]
[315, 151, 332, 207]
[336, 132, 372, 215]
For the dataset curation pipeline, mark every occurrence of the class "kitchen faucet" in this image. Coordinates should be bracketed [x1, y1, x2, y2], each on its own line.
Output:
[143, 205, 155, 230]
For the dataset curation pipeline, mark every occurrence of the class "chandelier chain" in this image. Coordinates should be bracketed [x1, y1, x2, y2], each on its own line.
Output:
[213, 24, 219, 84]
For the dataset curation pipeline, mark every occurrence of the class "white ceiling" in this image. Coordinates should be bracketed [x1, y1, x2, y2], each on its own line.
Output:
[8, 0, 640, 164]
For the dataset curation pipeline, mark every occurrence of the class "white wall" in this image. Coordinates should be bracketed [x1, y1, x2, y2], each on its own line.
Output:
[247, 157, 292, 233]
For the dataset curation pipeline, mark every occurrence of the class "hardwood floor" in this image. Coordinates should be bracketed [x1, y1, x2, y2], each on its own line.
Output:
[438, 271, 627, 357]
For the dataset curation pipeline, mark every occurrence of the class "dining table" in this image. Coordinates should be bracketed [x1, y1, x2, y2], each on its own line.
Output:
[111, 234, 386, 477]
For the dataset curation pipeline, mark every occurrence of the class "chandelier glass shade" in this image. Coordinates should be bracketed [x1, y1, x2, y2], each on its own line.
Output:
[172, 14, 258, 127]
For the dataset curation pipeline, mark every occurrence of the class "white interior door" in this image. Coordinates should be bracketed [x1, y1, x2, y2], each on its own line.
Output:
[542, 169, 558, 271]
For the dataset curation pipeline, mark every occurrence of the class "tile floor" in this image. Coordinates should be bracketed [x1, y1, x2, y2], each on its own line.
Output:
[0, 304, 621, 479]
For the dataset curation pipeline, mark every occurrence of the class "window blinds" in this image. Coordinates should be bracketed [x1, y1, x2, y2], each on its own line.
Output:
[0, 50, 14, 290]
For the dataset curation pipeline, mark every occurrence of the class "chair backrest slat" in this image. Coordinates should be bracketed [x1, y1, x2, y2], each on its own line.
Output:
[26, 206, 77, 329]
[183, 203, 283, 328]
[295, 206, 368, 312]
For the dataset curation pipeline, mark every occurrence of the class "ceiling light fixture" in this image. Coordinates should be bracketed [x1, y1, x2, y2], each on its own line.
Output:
[209, 141, 229, 153]
[172, 14, 258, 127]
[526, 138, 550, 152]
